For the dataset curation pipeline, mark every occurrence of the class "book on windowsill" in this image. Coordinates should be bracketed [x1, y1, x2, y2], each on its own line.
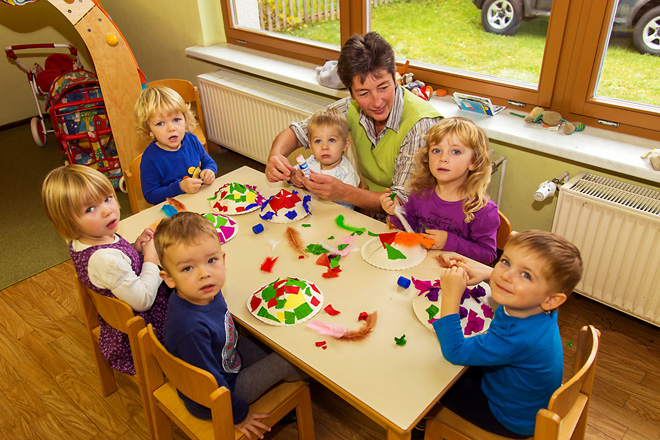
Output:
[453, 92, 506, 116]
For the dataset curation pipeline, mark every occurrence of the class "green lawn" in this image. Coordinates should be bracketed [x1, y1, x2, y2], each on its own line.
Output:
[276, 0, 660, 106]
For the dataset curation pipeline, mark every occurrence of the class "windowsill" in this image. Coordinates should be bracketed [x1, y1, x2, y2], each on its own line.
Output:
[186, 43, 660, 185]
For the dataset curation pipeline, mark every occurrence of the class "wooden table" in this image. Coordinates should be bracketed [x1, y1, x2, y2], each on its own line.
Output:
[119, 166, 468, 440]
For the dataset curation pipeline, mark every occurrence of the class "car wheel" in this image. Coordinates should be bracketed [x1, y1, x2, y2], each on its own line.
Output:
[633, 5, 660, 55]
[481, 0, 523, 35]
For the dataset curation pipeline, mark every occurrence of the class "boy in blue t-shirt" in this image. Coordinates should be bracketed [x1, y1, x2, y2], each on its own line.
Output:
[154, 212, 305, 439]
[433, 230, 583, 437]
[134, 86, 217, 205]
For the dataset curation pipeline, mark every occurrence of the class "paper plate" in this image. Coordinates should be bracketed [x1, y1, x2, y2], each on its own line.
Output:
[247, 277, 324, 326]
[412, 282, 496, 337]
[361, 236, 427, 270]
[208, 182, 264, 215]
[202, 213, 238, 244]
[259, 189, 312, 224]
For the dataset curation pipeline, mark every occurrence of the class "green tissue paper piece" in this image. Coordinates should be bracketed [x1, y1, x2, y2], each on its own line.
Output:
[368, 231, 379, 237]
[328, 236, 335, 240]
[337, 243, 348, 251]
[385, 243, 407, 260]
[394, 334, 407, 346]
[257, 307, 279, 322]
[426, 304, 439, 320]
[301, 224, 311, 227]
[294, 302, 314, 319]
[305, 243, 329, 255]
[329, 255, 341, 269]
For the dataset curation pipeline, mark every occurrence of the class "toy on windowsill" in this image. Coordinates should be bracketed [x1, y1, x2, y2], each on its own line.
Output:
[395, 60, 447, 101]
[523, 106, 585, 135]
[641, 148, 660, 170]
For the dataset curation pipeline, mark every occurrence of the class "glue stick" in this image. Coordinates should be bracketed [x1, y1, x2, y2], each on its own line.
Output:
[296, 155, 311, 177]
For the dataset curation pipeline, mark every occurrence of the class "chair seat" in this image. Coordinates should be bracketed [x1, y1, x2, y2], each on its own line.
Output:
[428, 406, 531, 440]
[153, 380, 308, 440]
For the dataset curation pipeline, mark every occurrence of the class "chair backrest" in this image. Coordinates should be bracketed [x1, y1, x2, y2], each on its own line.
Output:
[138, 324, 235, 439]
[125, 153, 151, 214]
[535, 325, 600, 440]
[147, 78, 207, 150]
[76, 275, 154, 437]
[496, 210, 512, 250]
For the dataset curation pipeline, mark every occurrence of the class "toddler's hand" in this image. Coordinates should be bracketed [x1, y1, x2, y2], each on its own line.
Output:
[199, 169, 216, 185]
[141, 238, 158, 264]
[235, 412, 271, 440]
[133, 228, 155, 253]
[379, 190, 398, 216]
[440, 266, 468, 317]
[289, 169, 305, 188]
[180, 177, 203, 194]
[424, 229, 449, 250]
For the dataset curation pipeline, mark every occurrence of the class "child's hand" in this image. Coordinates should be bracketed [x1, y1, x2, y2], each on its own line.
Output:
[379, 190, 399, 216]
[440, 266, 468, 317]
[133, 228, 155, 253]
[141, 238, 158, 264]
[454, 260, 493, 286]
[289, 169, 305, 188]
[180, 177, 203, 194]
[424, 229, 449, 250]
[199, 169, 216, 185]
[235, 412, 271, 440]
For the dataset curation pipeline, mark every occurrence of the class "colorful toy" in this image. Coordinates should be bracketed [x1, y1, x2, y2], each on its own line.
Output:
[397, 276, 411, 289]
[524, 106, 585, 135]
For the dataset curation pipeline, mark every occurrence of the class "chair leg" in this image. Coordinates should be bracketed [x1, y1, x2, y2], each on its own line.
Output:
[89, 335, 118, 396]
[295, 385, 315, 440]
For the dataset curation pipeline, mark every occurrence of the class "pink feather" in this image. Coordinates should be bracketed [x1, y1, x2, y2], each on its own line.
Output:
[306, 320, 347, 338]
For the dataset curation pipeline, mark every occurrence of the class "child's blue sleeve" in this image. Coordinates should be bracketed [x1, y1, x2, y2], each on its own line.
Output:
[140, 151, 185, 205]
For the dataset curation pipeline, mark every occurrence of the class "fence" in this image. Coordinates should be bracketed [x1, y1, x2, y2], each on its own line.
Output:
[259, 0, 395, 32]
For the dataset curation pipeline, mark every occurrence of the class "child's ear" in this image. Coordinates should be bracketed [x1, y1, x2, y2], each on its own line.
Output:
[541, 292, 567, 312]
[160, 269, 176, 289]
[343, 138, 350, 152]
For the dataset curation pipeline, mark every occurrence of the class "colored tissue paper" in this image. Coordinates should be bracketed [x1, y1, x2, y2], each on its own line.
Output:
[426, 304, 439, 321]
[302, 224, 311, 227]
[394, 334, 407, 346]
[358, 312, 369, 321]
[464, 309, 485, 336]
[481, 303, 494, 319]
[324, 304, 341, 315]
[315, 341, 327, 347]
[384, 243, 407, 260]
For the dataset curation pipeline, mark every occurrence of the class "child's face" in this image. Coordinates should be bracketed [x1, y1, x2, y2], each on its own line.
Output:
[309, 125, 349, 170]
[160, 234, 226, 306]
[428, 133, 476, 188]
[75, 194, 120, 245]
[490, 244, 565, 318]
[148, 110, 186, 151]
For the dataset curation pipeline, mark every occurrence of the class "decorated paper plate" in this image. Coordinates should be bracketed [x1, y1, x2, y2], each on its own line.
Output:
[208, 182, 264, 215]
[202, 213, 238, 244]
[412, 282, 496, 337]
[248, 277, 324, 326]
[259, 189, 311, 224]
[361, 234, 428, 270]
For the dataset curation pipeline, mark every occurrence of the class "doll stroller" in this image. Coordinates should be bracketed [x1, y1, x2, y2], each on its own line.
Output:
[5, 43, 124, 190]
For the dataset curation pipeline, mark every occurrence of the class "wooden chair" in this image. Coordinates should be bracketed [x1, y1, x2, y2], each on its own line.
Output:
[147, 78, 207, 150]
[125, 153, 152, 213]
[138, 324, 316, 440]
[497, 210, 512, 251]
[76, 275, 154, 438]
[424, 325, 600, 440]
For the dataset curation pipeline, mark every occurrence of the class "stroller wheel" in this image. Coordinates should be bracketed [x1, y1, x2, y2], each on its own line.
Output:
[118, 176, 128, 193]
[31, 117, 47, 147]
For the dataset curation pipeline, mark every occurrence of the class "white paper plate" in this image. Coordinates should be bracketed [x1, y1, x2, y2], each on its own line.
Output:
[361, 236, 427, 270]
[247, 277, 324, 326]
[259, 189, 312, 224]
[412, 281, 496, 337]
[208, 182, 264, 215]
[202, 213, 239, 244]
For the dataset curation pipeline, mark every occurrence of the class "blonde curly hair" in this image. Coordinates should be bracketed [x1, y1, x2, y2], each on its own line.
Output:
[408, 117, 492, 223]
[134, 86, 196, 139]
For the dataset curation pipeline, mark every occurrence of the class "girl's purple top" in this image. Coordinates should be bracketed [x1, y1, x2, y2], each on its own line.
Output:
[70, 235, 169, 375]
[389, 189, 499, 264]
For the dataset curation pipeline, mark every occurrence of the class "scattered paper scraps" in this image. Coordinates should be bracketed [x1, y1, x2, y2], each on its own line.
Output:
[302, 223, 311, 227]
[358, 312, 369, 321]
[384, 243, 407, 260]
[426, 304, 439, 321]
[316, 253, 342, 278]
[260, 256, 278, 273]
[260, 189, 311, 223]
[248, 277, 323, 326]
[305, 243, 329, 255]
[208, 182, 263, 215]
[315, 341, 328, 350]
[306, 311, 377, 341]
[411, 277, 441, 302]
[394, 334, 407, 346]
[464, 309, 485, 336]
[335, 214, 366, 235]
[324, 304, 340, 315]
[319, 235, 357, 257]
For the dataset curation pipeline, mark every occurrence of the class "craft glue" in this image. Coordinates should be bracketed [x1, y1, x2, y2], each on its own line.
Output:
[296, 154, 311, 177]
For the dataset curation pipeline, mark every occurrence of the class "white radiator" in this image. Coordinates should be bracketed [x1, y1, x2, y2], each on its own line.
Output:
[197, 69, 335, 164]
[552, 172, 660, 326]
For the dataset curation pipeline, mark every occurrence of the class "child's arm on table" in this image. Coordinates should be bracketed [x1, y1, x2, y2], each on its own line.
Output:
[180, 176, 204, 195]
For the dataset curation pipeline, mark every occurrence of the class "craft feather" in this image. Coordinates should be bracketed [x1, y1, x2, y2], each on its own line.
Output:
[266, 238, 282, 252]
[285, 226, 305, 256]
[393, 205, 414, 232]
[260, 256, 278, 273]
[166, 198, 187, 212]
[306, 321, 347, 338]
[335, 214, 366, 234]
[393, 232, 434, 249]
[306, 311, 377, 341]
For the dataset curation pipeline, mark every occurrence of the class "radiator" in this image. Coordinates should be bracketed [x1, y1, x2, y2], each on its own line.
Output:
[552, 172, 660, 326]
[197, 69, 335, 164]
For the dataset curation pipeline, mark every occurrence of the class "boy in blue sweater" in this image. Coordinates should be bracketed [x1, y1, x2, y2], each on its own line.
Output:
[134, 86, 217, 205]
[433, 230, 583, 437]
[154, 212, 305, 439]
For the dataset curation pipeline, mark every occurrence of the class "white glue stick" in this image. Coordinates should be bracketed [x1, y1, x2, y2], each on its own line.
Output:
[296, 155, 311, 177]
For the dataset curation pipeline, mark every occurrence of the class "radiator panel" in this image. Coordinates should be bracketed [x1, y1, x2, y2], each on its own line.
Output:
[552, 172, 660, 326]
[198, 70, 335, 164]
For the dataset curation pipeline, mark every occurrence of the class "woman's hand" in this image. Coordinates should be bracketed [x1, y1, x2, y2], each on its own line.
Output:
[265, 154, 295, 183]
[289, 169, 305, 188]
[302, 172, 346, 201]
[235, 412, 271, 440]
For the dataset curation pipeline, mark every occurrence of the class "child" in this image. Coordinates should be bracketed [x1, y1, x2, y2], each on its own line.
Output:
[434, 230, 583, 437]
[290, 107, 359, 209]
[154, 212, 306, 438]
[41, 164, 169, 375]
[134, 86, 217, 205]
[379, 117, 499, 264]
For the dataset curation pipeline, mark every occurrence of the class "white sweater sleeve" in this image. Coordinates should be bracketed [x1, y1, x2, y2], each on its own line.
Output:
[87, 248, 163, 312]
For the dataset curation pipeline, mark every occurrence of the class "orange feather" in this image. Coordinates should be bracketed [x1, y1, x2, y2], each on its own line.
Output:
[285, 226, 305, 257]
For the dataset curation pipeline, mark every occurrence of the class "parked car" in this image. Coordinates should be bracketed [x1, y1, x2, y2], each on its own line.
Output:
[472, 0, 660, 55]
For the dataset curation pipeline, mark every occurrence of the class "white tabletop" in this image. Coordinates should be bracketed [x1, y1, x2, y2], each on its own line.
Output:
[119, 166, 466, 437]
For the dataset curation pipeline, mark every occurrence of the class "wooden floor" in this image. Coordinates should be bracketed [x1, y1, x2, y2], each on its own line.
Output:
[1, 260, 659, 439]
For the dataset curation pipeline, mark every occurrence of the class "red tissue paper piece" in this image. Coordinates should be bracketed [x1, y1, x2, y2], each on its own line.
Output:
[378, 232, 398, 248]
[260, 256, 278, 273]
[357, 312, 369, 321]
[298, 255, 305, 259]
[322, 270, 340, 279]
[324, 304, 341, 315]
[316, 253, 330, 267]
[315, 341, 327, 349]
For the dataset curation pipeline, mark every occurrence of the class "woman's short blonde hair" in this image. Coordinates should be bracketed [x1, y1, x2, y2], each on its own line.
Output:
[41, 164, 116, 242]
[134, 86, 196, 139]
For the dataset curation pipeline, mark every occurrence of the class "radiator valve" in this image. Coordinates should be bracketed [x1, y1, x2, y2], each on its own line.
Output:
[534, 181, 557, 201]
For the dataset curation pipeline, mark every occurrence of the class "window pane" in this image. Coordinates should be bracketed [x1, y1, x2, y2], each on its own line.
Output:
[368, 0, 551, 87]
[594, 0, 660, 108]
[230, 0, 341, 47]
